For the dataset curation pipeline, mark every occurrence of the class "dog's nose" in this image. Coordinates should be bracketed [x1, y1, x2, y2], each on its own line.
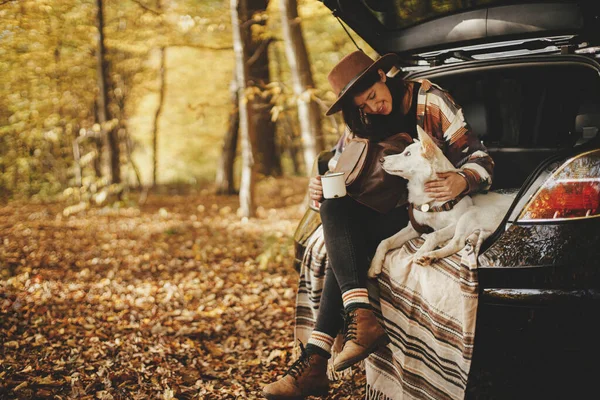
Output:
[379, 157, 385, 164]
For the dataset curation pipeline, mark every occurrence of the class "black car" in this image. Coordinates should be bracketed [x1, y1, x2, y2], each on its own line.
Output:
[294, 1, 600, 398]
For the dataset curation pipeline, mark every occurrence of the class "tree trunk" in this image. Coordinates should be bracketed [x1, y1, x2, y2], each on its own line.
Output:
[95, 0, 120, 184]
[272, 40, 303, 175]
[231, 0, 257, 217]
[215, 76, 240, 195]
[152, 47, 166, 187]
[92, 103, 103, 178]
[246, 0, 281, 177]
[283, 113, 302, 175]
[123, 127, 143, 188]
[279, 0, 324, 175]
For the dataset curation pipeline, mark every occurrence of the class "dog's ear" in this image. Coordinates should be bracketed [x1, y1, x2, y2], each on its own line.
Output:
[417, 125, 437, 159]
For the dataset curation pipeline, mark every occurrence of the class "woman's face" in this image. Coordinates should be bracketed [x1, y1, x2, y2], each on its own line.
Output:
[352, 69, 393, 116]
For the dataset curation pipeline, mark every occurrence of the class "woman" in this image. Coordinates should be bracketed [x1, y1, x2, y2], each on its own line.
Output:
[263, 51, 493, 399]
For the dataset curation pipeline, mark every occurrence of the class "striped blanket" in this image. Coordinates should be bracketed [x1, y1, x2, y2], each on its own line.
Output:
[295, 225, 485, 399]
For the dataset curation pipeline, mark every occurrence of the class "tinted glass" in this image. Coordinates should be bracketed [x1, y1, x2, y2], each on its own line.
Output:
[365, 0, 518, 30]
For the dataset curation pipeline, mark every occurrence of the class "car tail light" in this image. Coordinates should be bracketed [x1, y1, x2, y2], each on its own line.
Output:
[517, 149, 600, 222]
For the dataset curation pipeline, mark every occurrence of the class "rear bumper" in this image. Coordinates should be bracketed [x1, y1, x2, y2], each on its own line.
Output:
[481, 287, 600, 306]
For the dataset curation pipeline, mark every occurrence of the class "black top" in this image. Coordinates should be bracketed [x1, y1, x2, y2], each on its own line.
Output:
[376, 81, 420, 141]
[397, 81, 420, 139]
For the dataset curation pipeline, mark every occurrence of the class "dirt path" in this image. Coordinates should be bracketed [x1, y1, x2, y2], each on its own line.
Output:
[0, 178, 365, 399]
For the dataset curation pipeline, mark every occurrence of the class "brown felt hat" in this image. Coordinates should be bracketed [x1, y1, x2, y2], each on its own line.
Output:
[326, 51, 399, 116]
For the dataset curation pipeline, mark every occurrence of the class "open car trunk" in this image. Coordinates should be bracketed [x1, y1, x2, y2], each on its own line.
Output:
[411, 55, 600, 190]
[407, 54, 600, 268]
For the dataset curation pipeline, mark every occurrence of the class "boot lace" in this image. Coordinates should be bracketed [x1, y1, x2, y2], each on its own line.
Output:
[285, 341, 311, 379]
[342, 308, 358, 344]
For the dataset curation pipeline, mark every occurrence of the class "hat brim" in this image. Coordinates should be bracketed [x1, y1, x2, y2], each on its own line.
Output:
[325, 53, 399, 116]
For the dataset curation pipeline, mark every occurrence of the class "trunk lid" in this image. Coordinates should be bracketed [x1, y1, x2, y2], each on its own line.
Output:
[321, 1, 600, 65]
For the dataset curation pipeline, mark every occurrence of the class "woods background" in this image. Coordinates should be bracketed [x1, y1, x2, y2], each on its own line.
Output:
[0, 1, 379, 397]
[0, 0, 377, 211]
[0, 1, 469, 398]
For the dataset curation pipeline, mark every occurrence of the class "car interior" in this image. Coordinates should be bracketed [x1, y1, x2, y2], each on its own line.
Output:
[420, 62, 600, 191]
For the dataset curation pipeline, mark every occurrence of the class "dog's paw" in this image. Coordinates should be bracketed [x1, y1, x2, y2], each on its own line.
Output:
[368, 264, 382, 278]
[416, 253, 436, 266]
[368, 243, 390, 278]
[368, 252, 386, 278]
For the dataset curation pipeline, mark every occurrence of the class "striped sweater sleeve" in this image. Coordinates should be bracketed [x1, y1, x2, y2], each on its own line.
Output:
[416, 79, 494, 194]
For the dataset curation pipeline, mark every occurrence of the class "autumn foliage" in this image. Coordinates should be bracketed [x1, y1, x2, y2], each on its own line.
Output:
[0, 178, 366, 399]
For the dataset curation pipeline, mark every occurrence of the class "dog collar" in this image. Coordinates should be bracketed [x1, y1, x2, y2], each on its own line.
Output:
[412, 194, 466, 213]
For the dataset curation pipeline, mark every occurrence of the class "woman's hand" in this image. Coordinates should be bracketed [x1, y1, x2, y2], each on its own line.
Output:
[309, 175, 324, 202]
[424, 172, 468, 202]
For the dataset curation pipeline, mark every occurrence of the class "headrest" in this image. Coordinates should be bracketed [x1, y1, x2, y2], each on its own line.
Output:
[462, 102, 489, 139]
[575, 103, 600, 144]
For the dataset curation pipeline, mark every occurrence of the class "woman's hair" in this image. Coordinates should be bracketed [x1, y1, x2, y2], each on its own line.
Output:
[341, 72, 407, 141]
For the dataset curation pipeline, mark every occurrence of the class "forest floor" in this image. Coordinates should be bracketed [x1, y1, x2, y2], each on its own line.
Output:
[0, 177, 366, 399]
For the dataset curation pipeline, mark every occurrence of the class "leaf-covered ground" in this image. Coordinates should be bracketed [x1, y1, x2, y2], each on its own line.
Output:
[0, 178, 366, 399]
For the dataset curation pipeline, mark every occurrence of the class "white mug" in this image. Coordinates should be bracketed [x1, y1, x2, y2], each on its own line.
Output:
[321, 172, 347, 199]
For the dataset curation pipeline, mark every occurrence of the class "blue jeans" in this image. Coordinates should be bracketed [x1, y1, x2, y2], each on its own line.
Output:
[314, 195, 409, 338]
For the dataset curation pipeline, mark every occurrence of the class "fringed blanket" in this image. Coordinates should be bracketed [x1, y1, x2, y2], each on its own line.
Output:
[295, 226, 484, 399]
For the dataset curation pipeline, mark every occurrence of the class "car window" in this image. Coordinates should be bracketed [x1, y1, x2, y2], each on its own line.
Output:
[365, 0, 510, 30]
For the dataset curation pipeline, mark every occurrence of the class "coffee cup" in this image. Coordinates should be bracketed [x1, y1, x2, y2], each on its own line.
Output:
[321, 172, 347, 199]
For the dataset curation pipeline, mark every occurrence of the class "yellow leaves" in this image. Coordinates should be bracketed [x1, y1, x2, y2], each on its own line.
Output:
[270, 105, 283, 122]
[20, 365, 33, 373]
[35, 375, 61, 386]
[93, 190, 108, 205]
[266, 349, 286, 363]
[162, 388, 175, 400]
[219, 206, 232, 216]
[299, 88, 314, 102]
[205, 342, 224, 357]
[79, 150, 97, 167]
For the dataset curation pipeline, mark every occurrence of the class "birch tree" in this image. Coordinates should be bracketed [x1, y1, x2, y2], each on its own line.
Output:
[231, 0, 257, 217]
[279, 0, 324, 175]
[215, 76, 240, 195]
[152, 47, 166, 187]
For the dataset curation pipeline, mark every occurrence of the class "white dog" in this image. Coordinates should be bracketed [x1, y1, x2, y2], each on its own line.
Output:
[368, 126, 513, 278]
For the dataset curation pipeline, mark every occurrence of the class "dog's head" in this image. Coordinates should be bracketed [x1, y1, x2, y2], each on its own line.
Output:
[381, 126, 447, 180]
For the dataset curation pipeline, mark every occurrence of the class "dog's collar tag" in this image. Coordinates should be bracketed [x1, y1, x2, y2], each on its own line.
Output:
[420, 204, 430, 212]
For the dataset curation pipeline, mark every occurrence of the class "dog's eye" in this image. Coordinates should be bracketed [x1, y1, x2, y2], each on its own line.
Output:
[405, 151, 411, 157]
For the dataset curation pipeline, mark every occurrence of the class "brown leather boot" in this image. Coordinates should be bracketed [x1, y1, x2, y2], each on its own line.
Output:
[333, 307, 389, 372]
[262, 343, 330, 400]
